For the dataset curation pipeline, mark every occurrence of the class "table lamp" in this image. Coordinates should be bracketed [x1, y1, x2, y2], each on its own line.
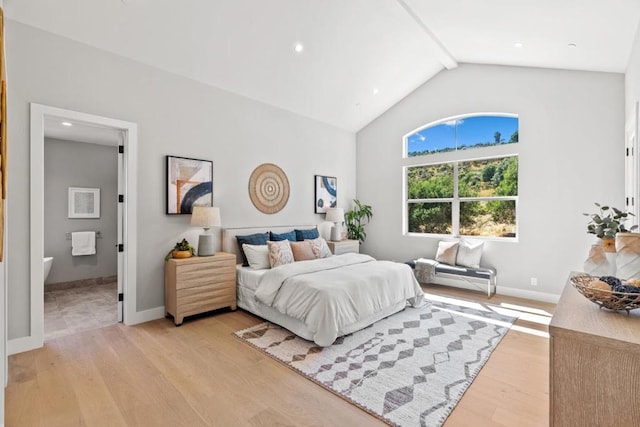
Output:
[325, 208, 344, 242]
[190, 206, 221, 256]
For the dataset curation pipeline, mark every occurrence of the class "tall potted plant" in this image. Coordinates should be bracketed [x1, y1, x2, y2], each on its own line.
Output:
[583, 203, 637, 252]
[345, 199, 373, 244]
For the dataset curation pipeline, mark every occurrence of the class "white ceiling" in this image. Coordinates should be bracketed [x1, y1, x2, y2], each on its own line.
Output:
[44, 117, 122, 146]
[7, 0, 640, 132]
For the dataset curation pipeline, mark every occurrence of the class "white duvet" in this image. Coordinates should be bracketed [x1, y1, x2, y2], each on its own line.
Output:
[254, 253, 425, 346]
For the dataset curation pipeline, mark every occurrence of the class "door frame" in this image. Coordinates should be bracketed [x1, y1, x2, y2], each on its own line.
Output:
[25, 103, 137, 352]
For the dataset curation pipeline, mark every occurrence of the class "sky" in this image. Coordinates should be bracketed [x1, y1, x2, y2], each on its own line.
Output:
[407, 115, 519, 154]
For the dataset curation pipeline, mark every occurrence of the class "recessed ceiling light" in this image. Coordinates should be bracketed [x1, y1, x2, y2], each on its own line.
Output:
[293, 42, 304, 53]
[61, 122, 73, 127]
[513, 42, 524, 48]
[373, 88, 379, 95]
[568, 43, 577, 48]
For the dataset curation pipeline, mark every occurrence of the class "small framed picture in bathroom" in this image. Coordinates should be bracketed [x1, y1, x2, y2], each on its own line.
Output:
[68, 187, 100, 219]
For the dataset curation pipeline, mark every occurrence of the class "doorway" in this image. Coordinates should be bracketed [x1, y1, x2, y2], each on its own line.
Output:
[43, 136, 119, 340]
[28, 103, 138, 351]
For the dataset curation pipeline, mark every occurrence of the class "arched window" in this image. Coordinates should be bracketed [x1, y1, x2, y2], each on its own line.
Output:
[403, 114, 519, 239]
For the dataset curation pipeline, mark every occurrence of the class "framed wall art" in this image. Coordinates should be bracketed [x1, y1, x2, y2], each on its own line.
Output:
[314, 175, 337, 213]
[68, 187, 100, 219]
[166, 155, 213, 214]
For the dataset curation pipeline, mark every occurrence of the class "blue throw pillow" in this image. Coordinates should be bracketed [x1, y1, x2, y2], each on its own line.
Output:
[295, 227, 319, 241]
[270, 230, 296, 242]
[236, 232, 269, 266]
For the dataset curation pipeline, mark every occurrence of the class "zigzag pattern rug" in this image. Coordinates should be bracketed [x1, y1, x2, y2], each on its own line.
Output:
[235, 298, 516, 426]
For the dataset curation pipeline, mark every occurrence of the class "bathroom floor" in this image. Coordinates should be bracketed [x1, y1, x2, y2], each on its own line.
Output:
[44, 281, 118, 341]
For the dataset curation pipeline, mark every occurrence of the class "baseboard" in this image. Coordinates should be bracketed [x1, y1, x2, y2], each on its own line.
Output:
[126, 306, 165, 325]
[497, 287, 560, 304]
[7, 335, 41, 356]
[427, 276, 560, 303]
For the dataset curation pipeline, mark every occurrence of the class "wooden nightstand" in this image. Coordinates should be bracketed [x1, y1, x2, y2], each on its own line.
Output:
[165, 252, 236, 326]
[327, 239, 360, 255]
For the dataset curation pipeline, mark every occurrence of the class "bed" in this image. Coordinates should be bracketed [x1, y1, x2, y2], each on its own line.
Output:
[222, 225, 425, 346]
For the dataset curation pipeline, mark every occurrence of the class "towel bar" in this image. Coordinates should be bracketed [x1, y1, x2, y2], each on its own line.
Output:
[65, 231, 102, 240]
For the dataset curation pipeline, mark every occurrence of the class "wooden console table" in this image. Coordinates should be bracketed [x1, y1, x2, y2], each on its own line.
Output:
[549, 275, 640, 426]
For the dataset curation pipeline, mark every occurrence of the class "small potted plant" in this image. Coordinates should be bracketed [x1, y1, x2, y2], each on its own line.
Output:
[345, 199, 373, 244]
[583, 203, 637, 252]
[165, 238, 195, 260]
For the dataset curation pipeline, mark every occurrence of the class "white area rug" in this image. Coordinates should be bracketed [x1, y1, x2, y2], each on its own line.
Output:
[235, 297, 516, 426]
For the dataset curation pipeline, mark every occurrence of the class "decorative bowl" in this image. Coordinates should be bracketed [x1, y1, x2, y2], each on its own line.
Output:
[570, 274, 640, 312]
[172, 250, 192, 259]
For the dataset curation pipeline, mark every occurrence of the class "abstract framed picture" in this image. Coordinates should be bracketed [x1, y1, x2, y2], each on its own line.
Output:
[68, 187, 100, 219]
[314, 175, 337, 213]
[166, 155, 213, 214]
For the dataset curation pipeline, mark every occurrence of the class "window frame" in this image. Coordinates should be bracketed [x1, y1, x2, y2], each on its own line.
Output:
[402, 113, 519, 241]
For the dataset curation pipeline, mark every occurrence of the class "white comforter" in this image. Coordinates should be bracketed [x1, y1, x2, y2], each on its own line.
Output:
[254, 253, 425, 346]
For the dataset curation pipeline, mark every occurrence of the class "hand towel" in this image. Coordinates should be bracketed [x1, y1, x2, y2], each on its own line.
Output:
[71, 231, 96, 256]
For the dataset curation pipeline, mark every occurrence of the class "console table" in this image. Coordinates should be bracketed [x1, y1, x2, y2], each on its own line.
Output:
[549, 276, 640, 426]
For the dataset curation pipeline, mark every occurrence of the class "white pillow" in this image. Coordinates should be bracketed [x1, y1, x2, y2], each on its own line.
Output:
[242, 243, 270, 270]
[307, 237, 332, 258]
[456, 239, 484, 268]
[267, 240, 295, 268]
[435, 240, 458, 265]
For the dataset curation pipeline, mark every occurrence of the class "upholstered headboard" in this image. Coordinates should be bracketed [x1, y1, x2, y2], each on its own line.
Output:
[222, 223, 332, 264]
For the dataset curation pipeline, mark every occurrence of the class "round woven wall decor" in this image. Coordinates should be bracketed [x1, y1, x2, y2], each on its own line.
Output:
[248, 163, 290, 214]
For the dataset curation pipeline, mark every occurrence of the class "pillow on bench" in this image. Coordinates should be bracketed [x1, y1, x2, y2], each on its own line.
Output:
[456, 239, 484, 268]
[434, 239, 484, 268]
[435, 241, 458, 265]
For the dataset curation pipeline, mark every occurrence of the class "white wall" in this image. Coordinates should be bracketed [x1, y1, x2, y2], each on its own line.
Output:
[6, 21, 356, 340]
[626, 24, 640, 121]
[357, 63, 625, 300]
[44, 138, 118, 284]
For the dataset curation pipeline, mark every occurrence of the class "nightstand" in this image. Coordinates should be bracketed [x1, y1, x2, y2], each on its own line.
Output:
[165, 252, 236, 326]
[327, 239, 360, 255]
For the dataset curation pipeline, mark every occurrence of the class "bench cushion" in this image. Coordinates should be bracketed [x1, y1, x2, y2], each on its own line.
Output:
[434, 263, 493, 280]
[406, 259, 494, 280]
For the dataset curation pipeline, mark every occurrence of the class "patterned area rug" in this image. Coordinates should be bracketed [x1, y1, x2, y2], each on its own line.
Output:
[235, 297, 516, 426]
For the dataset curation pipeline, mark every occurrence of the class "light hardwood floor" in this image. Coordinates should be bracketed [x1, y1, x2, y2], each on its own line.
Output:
[6, 284, 554, 426]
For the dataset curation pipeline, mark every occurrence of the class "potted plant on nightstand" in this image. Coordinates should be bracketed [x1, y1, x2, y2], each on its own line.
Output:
[165, 238, 195, 260]
[583, 203, 637, 252]
[345, 199, 373, 244]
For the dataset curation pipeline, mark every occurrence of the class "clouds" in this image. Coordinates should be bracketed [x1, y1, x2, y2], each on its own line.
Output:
[443, 119, 464, 127]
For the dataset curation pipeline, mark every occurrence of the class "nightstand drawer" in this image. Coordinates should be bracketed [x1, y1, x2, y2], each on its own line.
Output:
[177, 283, 235, 316]
[176, 263, 235, 290]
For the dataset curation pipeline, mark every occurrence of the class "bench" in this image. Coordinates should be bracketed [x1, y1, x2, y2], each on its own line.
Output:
[406, 258, 497, 298]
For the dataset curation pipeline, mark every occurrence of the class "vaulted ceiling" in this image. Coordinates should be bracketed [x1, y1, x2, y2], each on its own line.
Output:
[6, 0, 640, 132]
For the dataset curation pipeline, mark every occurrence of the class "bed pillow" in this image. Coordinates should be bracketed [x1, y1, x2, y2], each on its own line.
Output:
[435, 240, 458, 266]
[308, 237, 332, 259]
[456, 239, 484, 269]
[236, 232, 269, 266]
[270, 230, 296, 241]
[267, 240, 295, 268]
[290, 241, 317, 261]
[242, 243, 271, 270]
[295, 227, 319, 241]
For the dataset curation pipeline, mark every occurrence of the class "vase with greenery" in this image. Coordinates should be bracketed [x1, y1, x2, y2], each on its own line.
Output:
[345, 199, 373, 244]
[583, 202, 637, 252]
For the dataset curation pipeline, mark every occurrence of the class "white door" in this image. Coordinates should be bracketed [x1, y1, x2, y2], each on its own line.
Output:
[117, 132, 125, 322]
[626, 102, 639, 227]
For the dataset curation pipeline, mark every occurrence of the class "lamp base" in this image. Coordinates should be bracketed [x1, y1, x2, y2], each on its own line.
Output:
[330, 224, 342, 242]
[197, 233, 215, 256]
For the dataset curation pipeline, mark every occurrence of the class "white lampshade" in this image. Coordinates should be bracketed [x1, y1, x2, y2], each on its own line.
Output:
[190, 206, 221, 229]
[325, 208, 344, 223]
